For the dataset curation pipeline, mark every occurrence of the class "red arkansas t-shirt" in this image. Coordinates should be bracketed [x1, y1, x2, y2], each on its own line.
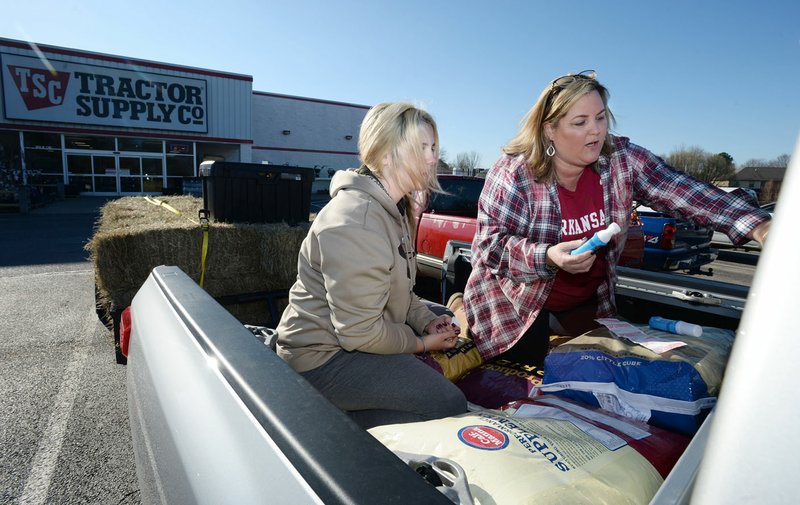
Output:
[544, 168, 608, 311]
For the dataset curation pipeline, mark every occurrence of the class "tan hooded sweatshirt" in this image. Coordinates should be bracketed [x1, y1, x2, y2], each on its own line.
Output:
[276, 168, 436, 373]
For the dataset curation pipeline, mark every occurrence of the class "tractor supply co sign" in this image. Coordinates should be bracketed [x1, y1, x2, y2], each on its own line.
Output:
[1, 53, 207, 133]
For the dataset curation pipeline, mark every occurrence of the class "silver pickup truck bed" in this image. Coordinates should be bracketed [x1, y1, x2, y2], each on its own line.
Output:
[128, 135, 800, 504]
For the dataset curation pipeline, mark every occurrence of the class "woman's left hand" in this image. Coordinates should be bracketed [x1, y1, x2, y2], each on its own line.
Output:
[424, 314, 456, 335]
[419, 315, 460, 352]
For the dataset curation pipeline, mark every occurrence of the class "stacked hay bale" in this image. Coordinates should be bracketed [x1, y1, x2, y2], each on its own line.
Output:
[87, 195, 310, 328]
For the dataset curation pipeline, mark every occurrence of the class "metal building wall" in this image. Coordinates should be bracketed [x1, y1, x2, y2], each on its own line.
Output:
[251, 91, 368, 171]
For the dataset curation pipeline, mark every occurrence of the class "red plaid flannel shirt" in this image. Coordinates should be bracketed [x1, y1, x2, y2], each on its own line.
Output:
[464, 135, 770, 359]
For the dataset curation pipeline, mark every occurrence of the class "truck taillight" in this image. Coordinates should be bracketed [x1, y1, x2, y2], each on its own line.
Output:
[120, 306, 132, 358]
[661, 223, 677, 249]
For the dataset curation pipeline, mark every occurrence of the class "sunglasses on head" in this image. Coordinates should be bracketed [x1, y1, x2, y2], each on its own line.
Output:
[550, 70, 597, 93]
[543, 70, 597, 114]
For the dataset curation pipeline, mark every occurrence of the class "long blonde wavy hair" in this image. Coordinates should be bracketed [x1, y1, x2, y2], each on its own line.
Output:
[358, 102, 442, 228]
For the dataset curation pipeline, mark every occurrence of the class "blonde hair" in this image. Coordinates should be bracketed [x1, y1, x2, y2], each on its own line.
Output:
[358, 102, 442, 219]
[504, 74, 616, 181]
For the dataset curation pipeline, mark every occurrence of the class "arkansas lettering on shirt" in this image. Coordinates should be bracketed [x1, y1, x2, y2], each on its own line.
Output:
[562, 208, 606, 237]
[545, 168, 608, 311]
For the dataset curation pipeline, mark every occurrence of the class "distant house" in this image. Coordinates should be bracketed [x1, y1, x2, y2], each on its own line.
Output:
[729, 166, 786, 203]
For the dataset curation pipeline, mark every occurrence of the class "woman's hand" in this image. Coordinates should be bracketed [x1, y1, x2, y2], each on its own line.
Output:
[547, 238, 597, 274]
[750, 221, 770, 246]
[419, 315, 460, 353]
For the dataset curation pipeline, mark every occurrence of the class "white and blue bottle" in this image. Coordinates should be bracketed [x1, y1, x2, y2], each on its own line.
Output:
[570, 222, 621, 255]
[649, 316, 703, 338]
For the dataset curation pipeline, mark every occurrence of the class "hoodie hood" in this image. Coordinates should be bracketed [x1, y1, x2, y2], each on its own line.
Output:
[329, 167, 404, 220]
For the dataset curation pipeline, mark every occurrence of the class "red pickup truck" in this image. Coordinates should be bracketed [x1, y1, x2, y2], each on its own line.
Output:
[415, 175, 644, 280]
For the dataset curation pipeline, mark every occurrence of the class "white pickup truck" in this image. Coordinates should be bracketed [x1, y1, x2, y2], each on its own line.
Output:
[125, 137, 799, 504]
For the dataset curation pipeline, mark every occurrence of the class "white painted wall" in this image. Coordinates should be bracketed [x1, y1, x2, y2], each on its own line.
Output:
[251, 91, 368, 171]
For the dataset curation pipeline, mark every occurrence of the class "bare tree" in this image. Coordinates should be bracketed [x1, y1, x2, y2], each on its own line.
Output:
[742, 158, 767, 168]
[436, 147, 451, 174]
[771, 154, 791, 167]
[453, 151, 481, 175]
[665, 146, 735, 184]
[740, 154, 789, 169]
[760, 179, 781, 203]
[664, 145, 704, 173]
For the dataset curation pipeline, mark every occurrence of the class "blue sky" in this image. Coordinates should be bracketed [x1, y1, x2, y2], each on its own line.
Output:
[3, 0, 799, 168]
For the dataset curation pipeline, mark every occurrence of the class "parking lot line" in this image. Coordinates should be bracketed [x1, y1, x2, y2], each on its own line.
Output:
[18, 311, 93, 505]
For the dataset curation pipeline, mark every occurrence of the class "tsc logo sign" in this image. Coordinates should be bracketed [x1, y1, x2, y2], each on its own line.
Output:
[8, 65, 70, 110]
[2, 53, 208, 133]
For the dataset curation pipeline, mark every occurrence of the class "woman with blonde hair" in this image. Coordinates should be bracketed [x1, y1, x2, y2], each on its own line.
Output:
[276, 102, 466, 429]
[463, 70, 771, 366]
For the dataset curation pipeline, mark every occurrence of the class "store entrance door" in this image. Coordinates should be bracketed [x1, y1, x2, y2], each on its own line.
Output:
[66, 153, 164, 195]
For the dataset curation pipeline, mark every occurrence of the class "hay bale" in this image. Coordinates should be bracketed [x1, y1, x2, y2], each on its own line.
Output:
[87, 195, 309, 326]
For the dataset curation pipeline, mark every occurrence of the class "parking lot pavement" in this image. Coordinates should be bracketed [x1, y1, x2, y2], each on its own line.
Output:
[0, 197, 113, 267]
[310, 192, 331, 214]
[0, 196, 140, 504]
[26, 196, 115, 215]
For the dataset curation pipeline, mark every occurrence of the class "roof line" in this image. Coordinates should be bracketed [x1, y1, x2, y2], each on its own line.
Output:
[253, 91, 370, 109]
[0, 37, 253, 82]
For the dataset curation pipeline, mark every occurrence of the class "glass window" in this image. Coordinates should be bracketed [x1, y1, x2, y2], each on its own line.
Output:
[142, 157, 163, 177]
[166, 155, 195, 177]
[94, 176, 117, 192]
[164, 177, 183, 194]
[67, 155, 92, 175]
[93, 156, 116, 176]
[26, 149, 63, 175]
[143, 176, 163, 193]
[166, 141, 193, 155]
[64, 134, 115, 151]
[23, 132, 63, 185]
[0, 132, 21, 165]
[23, 132, 61, 149]
[120, 177, 141, 193]
[429, 177, 486, 217]
[67, 175, 93, 192]
[0, 132, 22, 193]
[26, 173, 62, 185]
[119, 157, 141, 176]
[119, 137, 163, 153]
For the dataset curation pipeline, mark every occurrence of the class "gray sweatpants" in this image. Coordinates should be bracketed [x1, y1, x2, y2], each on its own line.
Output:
[301, 350, 467, 429]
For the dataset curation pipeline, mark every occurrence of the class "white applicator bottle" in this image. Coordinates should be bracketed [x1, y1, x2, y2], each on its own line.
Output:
[570, 222, 621, 255]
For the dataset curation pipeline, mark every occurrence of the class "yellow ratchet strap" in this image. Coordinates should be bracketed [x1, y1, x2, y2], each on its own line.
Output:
[143, 196, 200, 224]
[143, 196, 208, 288]
[198, 209, 210, 289]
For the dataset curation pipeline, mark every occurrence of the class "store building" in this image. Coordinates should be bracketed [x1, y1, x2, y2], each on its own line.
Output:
[0, 37, 368, 200]
[252, 91, 368, 176]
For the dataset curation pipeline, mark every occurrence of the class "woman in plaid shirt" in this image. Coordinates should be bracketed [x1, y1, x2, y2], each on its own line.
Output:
[462, 71, 771, 366]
